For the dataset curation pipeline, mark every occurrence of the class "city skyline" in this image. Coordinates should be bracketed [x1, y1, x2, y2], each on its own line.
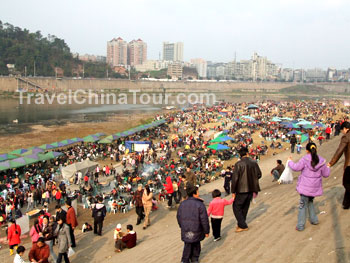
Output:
[1, 0, 350, 69]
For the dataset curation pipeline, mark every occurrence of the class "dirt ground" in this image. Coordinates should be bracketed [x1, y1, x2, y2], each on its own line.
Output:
[0, 113, 155, 153]
[1, 135, 349, 263]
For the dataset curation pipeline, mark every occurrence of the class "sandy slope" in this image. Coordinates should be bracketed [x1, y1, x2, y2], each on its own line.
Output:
[1, 136, 349, 263]
[71, 136, 350, 263]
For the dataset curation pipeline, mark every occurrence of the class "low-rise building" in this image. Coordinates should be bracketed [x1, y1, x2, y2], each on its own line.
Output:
[167, 63, 183, 79]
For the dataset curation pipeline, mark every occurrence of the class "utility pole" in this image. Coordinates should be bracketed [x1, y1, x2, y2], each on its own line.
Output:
[33, 61, 36, 77]
[83, 64, 85, 78]
[24, 66, 27, 77]
[106, 67, 109, 78]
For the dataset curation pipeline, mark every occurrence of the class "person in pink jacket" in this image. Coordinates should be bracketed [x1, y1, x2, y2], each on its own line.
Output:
[288, 142, 330, 231]
[207, 189, 234, 241]
[30, 219, 42, 244]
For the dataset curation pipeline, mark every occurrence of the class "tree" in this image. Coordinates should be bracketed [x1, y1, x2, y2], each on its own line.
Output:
[0, 21, 115, 78]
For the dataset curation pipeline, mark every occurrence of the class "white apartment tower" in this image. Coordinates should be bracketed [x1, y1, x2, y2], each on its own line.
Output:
[163, 42, 184, 62]
[190, 58, 207, 78]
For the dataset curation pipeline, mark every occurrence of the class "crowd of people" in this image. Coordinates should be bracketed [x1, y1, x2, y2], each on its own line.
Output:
[0, 99, 349, 262]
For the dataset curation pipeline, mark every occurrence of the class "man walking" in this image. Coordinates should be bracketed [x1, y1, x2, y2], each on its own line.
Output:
[231, 147, 262, 232]
[290, 134, 297, 153]
[92, 197, 107, 236]
[328, 121, 350, 209]
[133, 184, 145, 225]
[65, 199, 78, 247]
[177, 184, 209, 263]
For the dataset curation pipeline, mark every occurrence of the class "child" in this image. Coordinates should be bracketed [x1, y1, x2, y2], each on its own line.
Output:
[114, 223, 124, 241]
[207, 189, 234, 241]
[296, 142, 302, 154]
[82, 222, 93, 233]
[14, 246, 26, 263]
[288, 142, 330, 231]
[115, 224, 136, 253]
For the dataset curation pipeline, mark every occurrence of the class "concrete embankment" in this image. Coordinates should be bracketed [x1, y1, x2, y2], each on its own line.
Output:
[1, 77, 350, 94]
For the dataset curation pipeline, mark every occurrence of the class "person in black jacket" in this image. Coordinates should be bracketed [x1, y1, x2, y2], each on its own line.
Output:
[231, 147, 262, 232]
[177, 184, 209, 263]
[290, 134, 297, 153]
[55, 205, 67, 223]
[224, 168, 232, 195]
[92, 197, 107, 236]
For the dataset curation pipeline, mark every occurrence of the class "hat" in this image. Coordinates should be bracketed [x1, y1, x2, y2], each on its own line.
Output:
[116, 223, 122, 230]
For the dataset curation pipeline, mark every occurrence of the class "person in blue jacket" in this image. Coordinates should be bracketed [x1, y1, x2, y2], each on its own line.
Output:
[176, 184, 210, 263]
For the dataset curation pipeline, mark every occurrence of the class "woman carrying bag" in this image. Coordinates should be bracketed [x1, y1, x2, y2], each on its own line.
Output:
[55, 216, 72, 263]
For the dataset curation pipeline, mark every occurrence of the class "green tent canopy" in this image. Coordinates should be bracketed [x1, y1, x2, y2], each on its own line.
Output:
[38, 152, 63, 161]
[0, 153, 18, 161]
[98, 137, 114, 144]
[38, 144, 55, 150]
[82, 135, 100, 143]
[301, 134, 309, 143]
[9, 148, 28, 155]
[0, 160, 10, 171]
[51, 142, 67, 148]
[20, 148, 44, 156]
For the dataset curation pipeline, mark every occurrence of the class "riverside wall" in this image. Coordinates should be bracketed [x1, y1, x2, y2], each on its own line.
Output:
[0, 77, 349, 93]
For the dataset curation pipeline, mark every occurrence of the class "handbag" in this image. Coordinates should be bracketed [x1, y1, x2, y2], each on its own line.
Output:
[68, 247, 75, 257]
[278, 160, 293, 184]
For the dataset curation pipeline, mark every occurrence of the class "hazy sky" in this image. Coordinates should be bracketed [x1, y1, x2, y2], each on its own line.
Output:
[1, 0, 350, 69]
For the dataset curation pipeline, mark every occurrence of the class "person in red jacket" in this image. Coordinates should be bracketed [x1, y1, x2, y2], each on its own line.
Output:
[325, 126, 332, 140]
[65, 199, 78, 247]
[56, 190, 62, 205]
[115, 224, 137, 252]
[7, 218, 21, 255]
[163, 176, 174, 208]
[29, 237, 50, 263]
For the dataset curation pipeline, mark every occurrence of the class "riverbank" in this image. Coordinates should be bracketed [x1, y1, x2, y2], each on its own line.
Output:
[0, 113, 155, 153]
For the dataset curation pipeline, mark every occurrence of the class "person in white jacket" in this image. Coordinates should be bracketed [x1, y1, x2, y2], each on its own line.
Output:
[14, 246, 27, 263]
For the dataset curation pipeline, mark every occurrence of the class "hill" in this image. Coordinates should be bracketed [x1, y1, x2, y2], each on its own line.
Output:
[0, 21, 119, 78]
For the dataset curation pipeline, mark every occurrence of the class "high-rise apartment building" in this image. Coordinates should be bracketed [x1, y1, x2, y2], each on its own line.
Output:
[128, 39, 147, 66]
[163, 42, 184, 61]
[107, 37, 128, 66]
